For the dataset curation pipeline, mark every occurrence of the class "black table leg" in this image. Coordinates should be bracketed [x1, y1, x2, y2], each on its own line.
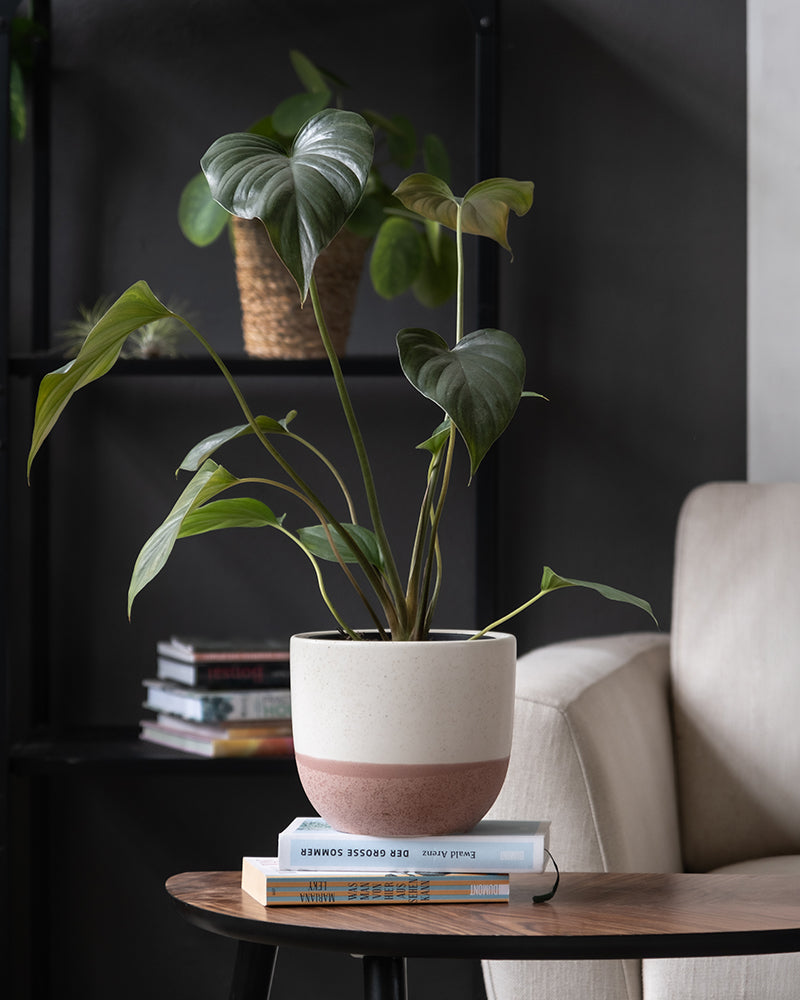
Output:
[362, 955, 407, 1000]
[228, 940, 279, 1000]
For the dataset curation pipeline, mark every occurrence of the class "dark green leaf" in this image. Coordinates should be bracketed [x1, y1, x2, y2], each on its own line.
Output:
[201, 109, 374, 300]
[28, 282, 176, 478]
[398, 327, 526, 476]
[178, 173, 230, 247]
[297, 523, 383, 567]
[369, 217, 424, 299]
[540, 566, 658, 625]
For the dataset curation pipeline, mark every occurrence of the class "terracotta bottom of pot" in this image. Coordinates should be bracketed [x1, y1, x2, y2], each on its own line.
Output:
[295, 752, 510, 837]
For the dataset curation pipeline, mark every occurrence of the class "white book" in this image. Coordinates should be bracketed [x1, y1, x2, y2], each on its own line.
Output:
[277, 817, 550, 873]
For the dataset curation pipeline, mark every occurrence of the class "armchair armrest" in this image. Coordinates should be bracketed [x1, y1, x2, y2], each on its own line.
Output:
[488, 632, 681, 873]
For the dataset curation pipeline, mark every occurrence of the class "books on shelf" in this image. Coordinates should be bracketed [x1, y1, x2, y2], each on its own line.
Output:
[158, 636, 290, 663]
[156, 636, 290, 689]
[242, 856, 510, 906]
[156, 656, 290, 690]
[149, 713, 292, 739]
[276, 817, 550, 874]
[139, 719, 293, 758]
[142, 678, 291, 722]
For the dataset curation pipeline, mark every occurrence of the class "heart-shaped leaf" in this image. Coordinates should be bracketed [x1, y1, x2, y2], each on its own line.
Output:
[128, 459, 240, 614]
[297, 523, 383, 568]
[393, 174, 534, 253]
[201, 108, 374, 300]
[28, 281, 176, 479]
[398, 327, 526, 475]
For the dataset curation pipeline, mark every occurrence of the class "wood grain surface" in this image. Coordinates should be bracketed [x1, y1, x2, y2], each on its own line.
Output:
[165, 871, 800, 961]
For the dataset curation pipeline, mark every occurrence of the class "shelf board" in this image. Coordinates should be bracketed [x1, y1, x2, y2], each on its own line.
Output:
[8, 353, 402, 378]
[9, 727, 297, 775]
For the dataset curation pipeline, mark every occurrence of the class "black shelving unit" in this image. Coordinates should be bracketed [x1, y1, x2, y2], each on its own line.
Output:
[1, 3, 500, 997]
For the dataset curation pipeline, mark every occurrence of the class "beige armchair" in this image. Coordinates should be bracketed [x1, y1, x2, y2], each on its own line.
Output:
[483, 482, 800, 1000]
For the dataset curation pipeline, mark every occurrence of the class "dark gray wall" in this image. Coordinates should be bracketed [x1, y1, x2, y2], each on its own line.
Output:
[7, 1, 746, 998]
[494, 0, 746, 651]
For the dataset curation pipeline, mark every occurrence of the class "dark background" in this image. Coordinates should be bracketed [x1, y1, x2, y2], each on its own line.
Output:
[5, 1, 745, 997]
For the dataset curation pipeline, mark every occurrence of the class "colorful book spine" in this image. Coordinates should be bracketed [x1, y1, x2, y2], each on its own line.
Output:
[242, 857, 509, 906]
[142, 679, 291, 722]
[277, 817, 550, 873]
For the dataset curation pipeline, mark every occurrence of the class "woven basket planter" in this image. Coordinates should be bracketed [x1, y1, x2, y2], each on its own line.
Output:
[232, 218, 370, 359]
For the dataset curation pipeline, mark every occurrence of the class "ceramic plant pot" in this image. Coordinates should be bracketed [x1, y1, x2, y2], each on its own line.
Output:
[289, 630, 516, 837]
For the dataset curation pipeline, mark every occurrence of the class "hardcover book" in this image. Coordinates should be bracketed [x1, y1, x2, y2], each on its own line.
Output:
[151, 714, 292, 739]
[277, 817, 550, 873]
[157, 636, 290, 663]
[142, 679, 291, 722]
[139, 721, 294, 758]
[242, 857, 509, 906]
[156, 655, 290, 690]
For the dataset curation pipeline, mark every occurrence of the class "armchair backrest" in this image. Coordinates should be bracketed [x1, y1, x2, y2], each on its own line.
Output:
[671, 482, 800, 871]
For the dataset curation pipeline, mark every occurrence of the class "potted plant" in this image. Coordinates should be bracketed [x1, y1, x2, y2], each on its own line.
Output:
[179, 50, 457, 358]
[28, 108, 655, 836]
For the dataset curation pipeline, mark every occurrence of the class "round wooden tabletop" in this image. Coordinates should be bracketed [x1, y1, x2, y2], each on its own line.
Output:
[165, 870, 800, 961]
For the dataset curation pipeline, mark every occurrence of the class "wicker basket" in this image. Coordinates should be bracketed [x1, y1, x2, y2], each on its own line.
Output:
[232, 218, 370, 359]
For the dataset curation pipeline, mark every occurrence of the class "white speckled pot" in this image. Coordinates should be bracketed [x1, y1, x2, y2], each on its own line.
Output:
[289, 629, 516, 837]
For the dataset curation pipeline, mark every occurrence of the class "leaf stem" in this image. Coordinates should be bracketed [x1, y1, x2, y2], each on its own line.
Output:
[308, 275, 409, 633]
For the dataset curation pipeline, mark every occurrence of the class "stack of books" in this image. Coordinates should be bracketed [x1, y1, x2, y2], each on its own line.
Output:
[242, 816, 551, 906]
[138, 636, 293, 758]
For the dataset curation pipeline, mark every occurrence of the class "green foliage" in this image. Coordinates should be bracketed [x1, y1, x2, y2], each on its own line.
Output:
[29, 108, 656, 640]
[177, 50, 458, 309]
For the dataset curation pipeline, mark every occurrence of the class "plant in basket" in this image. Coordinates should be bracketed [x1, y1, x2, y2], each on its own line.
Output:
[28, 108, 655, 836]
[178, 50, 457, 358]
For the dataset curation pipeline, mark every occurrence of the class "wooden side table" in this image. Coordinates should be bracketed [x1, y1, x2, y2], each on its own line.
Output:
[165, 870, 800, 1000]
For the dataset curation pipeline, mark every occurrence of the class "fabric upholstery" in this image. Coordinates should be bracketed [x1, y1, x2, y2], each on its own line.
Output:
[671, 483, 800, 871]
[482, 483, 800, 1000]
[482, 631, 675, 1000]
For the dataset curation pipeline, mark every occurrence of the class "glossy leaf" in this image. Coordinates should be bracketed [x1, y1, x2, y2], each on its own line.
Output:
[540, 567, 658, 625]
[393, 174, 534, 253]
[370, 217, 424, 298]
[178, 498, 284, 537]
[180, 413, 297, 471]
[128, 460, 239, 614]
[178, 173, 230, 247]
[201, 109, 374, 300]
[297, 523, 383, 568]
[398, 327, 526, 476]
[28, 281, 175, 478]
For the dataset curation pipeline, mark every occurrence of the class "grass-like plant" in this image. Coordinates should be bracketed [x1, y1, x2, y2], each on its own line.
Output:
[28, 109, 655, 640]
